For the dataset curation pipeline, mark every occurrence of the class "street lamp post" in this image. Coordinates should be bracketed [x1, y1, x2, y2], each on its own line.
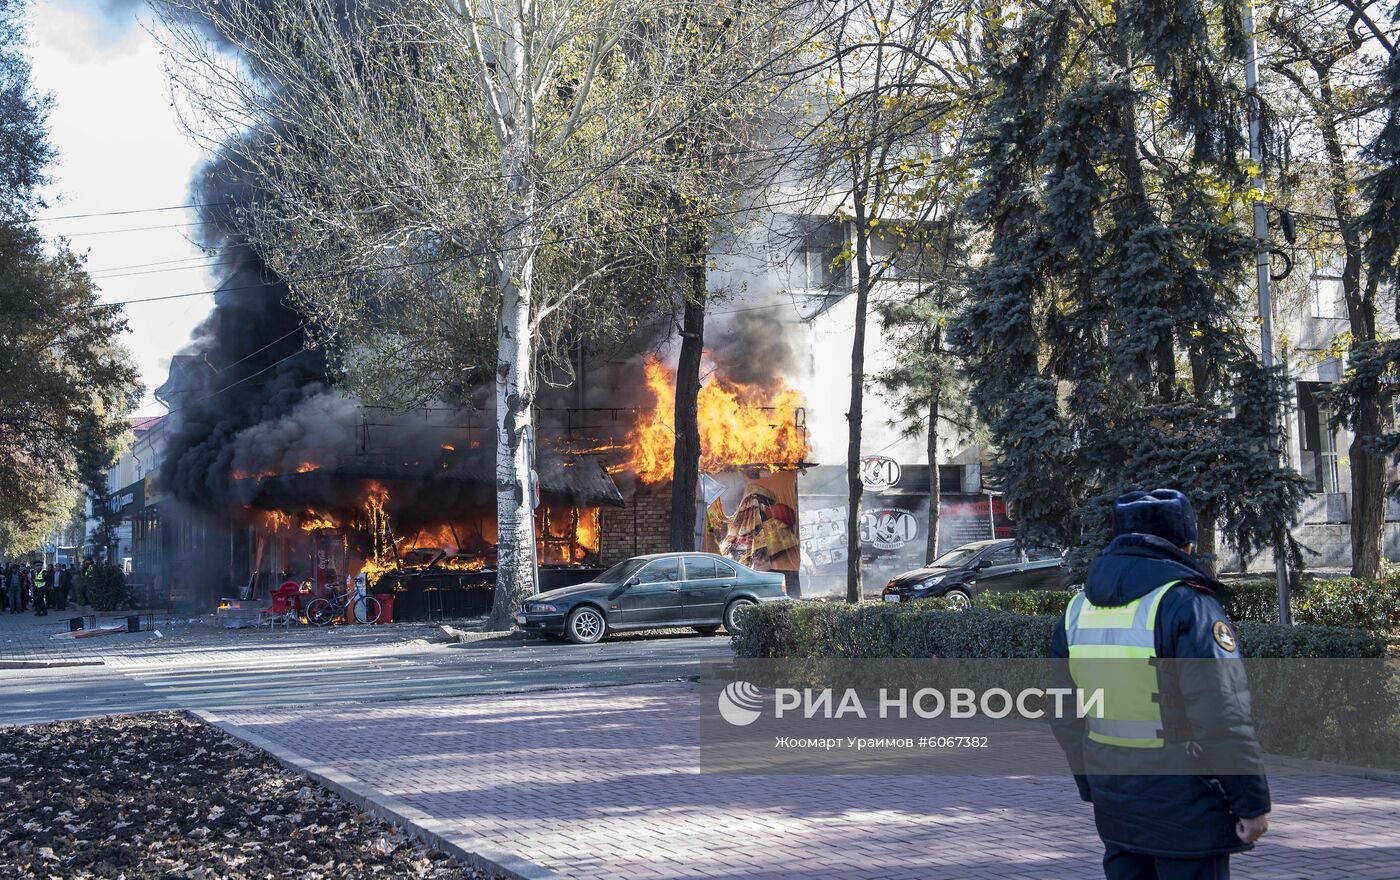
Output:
[1244, 0, 1292, 625]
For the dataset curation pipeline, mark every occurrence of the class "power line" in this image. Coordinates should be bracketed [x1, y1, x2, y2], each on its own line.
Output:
[75, 145, 827, 283]
[76, 189, 838, 311]
[36, 140, 824, 238]
[159, 349, 310, 418]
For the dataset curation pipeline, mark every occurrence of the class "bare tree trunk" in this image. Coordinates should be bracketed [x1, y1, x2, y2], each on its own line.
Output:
[670, 221, 706, 551]
[489, 259, 537, 629]
[846, 197, 871, 604]
[1187, 347, 1218, 574]
[488, 241, 537, 629]
[487, 37, 538, 629]
[926, 391, 941, 565]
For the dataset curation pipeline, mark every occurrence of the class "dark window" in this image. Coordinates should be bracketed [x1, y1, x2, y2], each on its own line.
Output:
[715, 559, 738, 578]
[642, 559, 681, 583]
[984, 546, 1018, 567]
[1025, 547, 1061, 562]
[783, 217, 848, 290]
[1297, 381, 1341, 493]
[938, 465, 962, 495]
[685, 556, 719, 580]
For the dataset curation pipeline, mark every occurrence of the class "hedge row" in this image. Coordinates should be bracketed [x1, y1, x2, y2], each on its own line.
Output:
[733, 601, 1390, 660]
[1218, 577, 1400, 633]
[732, 601, 1398, 765]
[945, 579, 1400, 634]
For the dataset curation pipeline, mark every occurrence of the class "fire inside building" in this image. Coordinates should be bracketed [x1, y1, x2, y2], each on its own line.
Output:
[115, 348, 1006, 620]
[106, 158, 1005, 617]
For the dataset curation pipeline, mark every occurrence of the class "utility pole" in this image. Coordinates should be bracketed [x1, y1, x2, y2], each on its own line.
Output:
[1244, 0, 1292, 625]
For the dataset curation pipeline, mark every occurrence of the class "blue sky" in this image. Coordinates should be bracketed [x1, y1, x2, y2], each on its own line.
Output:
[29, 0, 211, 416]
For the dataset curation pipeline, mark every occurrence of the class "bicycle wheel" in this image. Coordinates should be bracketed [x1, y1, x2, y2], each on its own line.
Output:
[305, 597, 336, 627]
[355, 594, 382, 625]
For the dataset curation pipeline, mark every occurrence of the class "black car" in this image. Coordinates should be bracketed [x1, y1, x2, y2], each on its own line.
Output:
[880, 539, 1072, 608]
[517, 552, 790, 643]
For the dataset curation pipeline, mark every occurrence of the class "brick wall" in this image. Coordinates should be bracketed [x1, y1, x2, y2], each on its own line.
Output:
[600, 484, 672, 565]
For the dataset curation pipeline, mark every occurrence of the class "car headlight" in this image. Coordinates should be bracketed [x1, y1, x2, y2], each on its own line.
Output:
[919, 576, 946, 589]
[528, 603, 557, 613]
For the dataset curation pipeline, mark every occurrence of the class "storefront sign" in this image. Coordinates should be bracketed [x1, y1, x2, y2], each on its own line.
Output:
[859, 456, 902, 491]
[860, 509, 919, 550]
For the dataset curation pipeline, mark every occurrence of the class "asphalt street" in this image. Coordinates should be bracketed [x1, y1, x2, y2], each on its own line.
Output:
[0, 632, 734, 727]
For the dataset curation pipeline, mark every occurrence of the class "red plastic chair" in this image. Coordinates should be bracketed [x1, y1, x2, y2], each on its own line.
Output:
[260, 581, 302, 628]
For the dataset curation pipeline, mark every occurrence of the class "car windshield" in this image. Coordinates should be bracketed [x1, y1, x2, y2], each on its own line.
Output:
[928, 546, 988, 568]
[593, 558, 649, 585]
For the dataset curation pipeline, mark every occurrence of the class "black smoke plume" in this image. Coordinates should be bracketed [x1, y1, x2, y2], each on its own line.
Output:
[158, 146, 328, 509]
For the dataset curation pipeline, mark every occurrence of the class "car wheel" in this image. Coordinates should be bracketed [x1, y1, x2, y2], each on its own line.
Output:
[723, 598, 757, 634]
[942, 588, 972, 611]
[565, 606, 606, 644]
[693, 625, 720, 636]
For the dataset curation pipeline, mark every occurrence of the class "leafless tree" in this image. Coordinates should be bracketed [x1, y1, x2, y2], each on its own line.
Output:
[157, 0, 806, 626]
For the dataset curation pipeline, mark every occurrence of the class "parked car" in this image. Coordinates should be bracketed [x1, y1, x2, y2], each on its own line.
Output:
[880, 539, 1072, 609]
[517, 552, 790, 644]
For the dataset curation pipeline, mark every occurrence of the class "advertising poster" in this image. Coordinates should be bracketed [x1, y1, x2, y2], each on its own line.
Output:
[702, 472, 801, 572]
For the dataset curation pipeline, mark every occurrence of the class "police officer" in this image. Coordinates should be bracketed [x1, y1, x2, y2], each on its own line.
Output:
[1052, 489, 1270, 880]
[31, 563, 48, 616]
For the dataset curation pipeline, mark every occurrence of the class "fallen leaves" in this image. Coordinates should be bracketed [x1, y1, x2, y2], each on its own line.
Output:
[0, 713, 499, 879]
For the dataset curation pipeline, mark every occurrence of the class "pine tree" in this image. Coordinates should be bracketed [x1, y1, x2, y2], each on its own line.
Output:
[875, 221, 974, 564]
[951, 0, 1308, 567]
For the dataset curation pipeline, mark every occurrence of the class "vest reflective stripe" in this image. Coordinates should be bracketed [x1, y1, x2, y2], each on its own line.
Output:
[1059, 627, 1155, 649]
[1064, 581, 1179, 749]
[1086, 717, 1166, 743]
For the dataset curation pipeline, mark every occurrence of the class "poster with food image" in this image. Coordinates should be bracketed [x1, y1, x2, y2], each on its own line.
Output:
[703, 472, 800, 572]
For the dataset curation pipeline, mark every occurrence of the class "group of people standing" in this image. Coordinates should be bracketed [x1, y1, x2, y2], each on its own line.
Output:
[2, 562, 75, 616]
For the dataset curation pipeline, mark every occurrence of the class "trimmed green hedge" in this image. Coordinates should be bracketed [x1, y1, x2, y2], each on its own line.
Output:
[975, 590, 1075, 616]
[734, 601, 1388, 660]
[733, 601, 1398, 767]
[1220, 577, 1400, 633]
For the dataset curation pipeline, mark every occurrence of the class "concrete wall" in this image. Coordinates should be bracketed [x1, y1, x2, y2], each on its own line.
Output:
[1217, 521, 1400, 574]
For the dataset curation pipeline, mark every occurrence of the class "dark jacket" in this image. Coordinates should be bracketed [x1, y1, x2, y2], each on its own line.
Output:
[1051, 533, 1271, 858]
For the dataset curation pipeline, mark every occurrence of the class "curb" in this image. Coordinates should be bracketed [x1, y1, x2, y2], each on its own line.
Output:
[1265, 752, 1400, 786]
[0, 657, 105, 669]
[190, 710, 557, 880]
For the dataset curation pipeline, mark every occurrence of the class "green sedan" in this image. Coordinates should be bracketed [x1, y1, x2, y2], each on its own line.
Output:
[516, 552, 790, 644]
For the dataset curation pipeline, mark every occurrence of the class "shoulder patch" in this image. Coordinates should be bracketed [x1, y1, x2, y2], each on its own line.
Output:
[1212, 620, 1238, 653]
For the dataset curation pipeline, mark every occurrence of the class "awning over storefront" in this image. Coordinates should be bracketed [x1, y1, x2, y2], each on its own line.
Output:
[244, 452, 624, 511]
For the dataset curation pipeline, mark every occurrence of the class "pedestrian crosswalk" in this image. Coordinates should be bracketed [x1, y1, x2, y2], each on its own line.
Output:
[2, 636, 731, 727]
[122, 658, 489, 710]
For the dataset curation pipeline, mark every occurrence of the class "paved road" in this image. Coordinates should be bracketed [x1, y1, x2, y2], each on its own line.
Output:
[0, 633, 733, 726]
[219, 682, 1400, 880]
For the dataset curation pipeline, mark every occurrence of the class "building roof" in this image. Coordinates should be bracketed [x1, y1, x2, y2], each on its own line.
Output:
[130, 415, 164, 434]
[153, 355, 213, 408]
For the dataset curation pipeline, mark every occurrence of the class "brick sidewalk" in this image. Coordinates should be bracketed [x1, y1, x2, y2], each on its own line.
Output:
[219, 683, 1400, 880]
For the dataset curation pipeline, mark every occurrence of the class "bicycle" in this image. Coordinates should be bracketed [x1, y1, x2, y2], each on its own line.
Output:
[305, 586, 382, 626]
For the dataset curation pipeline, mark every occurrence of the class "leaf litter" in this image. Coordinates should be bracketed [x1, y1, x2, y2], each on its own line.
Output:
[0, 712, 502, 879]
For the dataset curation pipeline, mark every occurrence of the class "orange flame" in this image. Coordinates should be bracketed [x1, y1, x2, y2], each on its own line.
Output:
[295, 462, 321, 473]
[299, 509, 339, 531]
[628, 357, 809, 483]
[231, 468, 279, 481]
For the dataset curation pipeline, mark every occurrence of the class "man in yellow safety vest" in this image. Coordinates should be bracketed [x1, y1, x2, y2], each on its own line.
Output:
[1051, 489, 1270, 880]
